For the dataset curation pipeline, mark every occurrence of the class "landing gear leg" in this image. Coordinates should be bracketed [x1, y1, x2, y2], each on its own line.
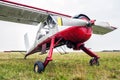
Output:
[34, 37, 55, 73]
[80, 44, 100, 66]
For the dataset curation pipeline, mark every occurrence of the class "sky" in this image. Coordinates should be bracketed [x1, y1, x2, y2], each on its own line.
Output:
[0, 0, 120, 51]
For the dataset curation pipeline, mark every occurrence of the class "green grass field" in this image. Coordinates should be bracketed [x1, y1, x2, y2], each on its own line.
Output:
[0, 52, 120, 80]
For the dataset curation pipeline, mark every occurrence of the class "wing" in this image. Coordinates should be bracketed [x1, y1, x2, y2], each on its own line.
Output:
[92, 22, 117, 35]
[0, 0, 71, 25]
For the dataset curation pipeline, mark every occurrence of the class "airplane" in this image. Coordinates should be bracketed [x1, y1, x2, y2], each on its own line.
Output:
[0, 0, 117, 73]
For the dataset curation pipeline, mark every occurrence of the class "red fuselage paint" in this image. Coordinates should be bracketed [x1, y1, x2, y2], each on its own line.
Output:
[56, 26, 92, 43]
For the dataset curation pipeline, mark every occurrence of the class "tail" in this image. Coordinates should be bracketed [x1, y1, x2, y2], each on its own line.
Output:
[24, 33, 30, 51]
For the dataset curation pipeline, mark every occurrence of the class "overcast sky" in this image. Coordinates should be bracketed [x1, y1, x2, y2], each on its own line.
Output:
[0, 0, 120, 51]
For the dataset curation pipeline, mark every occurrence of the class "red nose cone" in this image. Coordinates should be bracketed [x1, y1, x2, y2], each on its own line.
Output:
[90, 20, 96, 25]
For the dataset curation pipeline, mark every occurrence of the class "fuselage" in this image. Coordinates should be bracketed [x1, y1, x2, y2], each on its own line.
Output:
[26, 25, 92, 56]
[26, 15, 93, 56]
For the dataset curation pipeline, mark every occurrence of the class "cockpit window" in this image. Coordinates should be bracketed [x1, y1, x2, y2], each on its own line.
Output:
[46, 15, 56, 28]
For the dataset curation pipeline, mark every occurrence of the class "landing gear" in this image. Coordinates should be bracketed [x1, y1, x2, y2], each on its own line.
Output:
[34, 37, 62, 73]
[89, 57, 99, 66]
[79, 44, 100, 66]
[34, 61, 44, 73]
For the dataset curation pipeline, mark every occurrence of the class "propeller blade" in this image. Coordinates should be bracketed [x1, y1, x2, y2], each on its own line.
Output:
[92, 22, 117, 35]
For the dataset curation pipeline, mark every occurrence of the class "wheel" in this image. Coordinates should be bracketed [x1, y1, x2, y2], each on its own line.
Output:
[89, 57, 99, 66]
[34, 61, 44, 73]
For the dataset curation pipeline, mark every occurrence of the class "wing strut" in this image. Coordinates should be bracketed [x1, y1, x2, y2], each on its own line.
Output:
[56, 46, 68, 55]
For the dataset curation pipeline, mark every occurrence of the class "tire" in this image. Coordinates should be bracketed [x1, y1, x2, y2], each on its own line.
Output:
[89, 58, 99, 66]
[34, 61, 44, 73]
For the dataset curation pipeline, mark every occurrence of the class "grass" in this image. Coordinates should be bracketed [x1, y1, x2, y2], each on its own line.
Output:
[0, 52, 120, 80]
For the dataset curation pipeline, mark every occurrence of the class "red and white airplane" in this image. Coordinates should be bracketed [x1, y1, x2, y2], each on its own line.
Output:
[0, 0, 117, 73]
